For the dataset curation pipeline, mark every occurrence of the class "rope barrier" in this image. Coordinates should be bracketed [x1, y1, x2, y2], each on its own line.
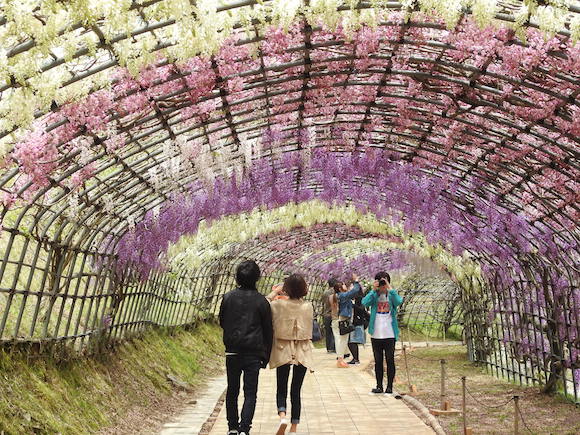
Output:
[464, 385, 515, 409]
[445, 376, 464, 388]
[395, 347, 539, 435]
[516, 402, 535, 434]
[406, 353, 445, 362]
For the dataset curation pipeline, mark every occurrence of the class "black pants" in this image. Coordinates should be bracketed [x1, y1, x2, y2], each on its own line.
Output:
[348, 342, 359, 361]
[276, 364, 307, 424]
[323, 316, 335, 351]
[371, 338, 396, 389]
[226, 354, 261, 433]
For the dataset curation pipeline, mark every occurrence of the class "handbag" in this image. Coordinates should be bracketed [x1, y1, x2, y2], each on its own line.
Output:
[338, 319, 355, 335]
[312, 319, 322, 342]
[362, 311, 371, 330]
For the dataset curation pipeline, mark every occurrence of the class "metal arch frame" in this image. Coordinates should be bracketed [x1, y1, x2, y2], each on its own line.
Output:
[2, 35, 576, 185]
[4, 63, 576, 206]
[0, 0, 578, 403]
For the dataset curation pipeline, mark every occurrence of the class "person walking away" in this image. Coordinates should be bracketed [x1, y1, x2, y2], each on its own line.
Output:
[266, 274, 314, 435]
[347, 289, 369, 365]
[322, 277, 337, 353]
[330, 274, 362, 368]
[362, 271, 403, 394]
[219, 260, 273, 435]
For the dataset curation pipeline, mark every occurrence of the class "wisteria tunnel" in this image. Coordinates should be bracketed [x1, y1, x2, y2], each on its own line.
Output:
[0, 0, 578, 407]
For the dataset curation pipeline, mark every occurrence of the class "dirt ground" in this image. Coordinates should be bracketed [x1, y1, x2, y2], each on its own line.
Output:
[99, 360, 225, 435]
[368, 345, 580, 435]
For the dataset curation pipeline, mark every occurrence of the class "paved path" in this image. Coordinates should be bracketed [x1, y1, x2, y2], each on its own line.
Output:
[161, 342, 463, 434]
[160, 376, 227, 435]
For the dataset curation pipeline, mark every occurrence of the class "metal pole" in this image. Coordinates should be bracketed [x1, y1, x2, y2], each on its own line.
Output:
[440, 359, 447, 410]
[462, 376, 467, 435]
[514, 395, 519, 435]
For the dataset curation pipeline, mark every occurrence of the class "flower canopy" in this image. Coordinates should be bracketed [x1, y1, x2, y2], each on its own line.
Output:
[0, 0, 578, 401]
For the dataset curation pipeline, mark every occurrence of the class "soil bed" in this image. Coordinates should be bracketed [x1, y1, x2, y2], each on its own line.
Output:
[379, 345, 580, 435]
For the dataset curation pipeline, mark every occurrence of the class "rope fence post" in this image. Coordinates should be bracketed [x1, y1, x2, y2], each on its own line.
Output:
[441, 359, 446, 410]
[514, 395, 520, 435]
[402, 345, 418, 394]
[461, 376, 473, 435]
[429, 359, 460, 415]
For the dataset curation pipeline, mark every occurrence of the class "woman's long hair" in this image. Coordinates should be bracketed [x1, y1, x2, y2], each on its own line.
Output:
[331, 281, 343, 307]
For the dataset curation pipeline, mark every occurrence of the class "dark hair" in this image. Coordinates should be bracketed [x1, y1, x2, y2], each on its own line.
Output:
[332, 281, 343, 293]
[236, 260, 261, 288]
[327, 276, 339, 288]
[374, 271, 391, 284]
[283, 274, 308, 299]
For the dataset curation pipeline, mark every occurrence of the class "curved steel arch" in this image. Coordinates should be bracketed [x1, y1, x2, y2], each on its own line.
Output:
[0, 0, 578, 403]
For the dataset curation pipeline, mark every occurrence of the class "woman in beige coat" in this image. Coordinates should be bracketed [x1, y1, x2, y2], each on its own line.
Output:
[266, 274, 313, 435]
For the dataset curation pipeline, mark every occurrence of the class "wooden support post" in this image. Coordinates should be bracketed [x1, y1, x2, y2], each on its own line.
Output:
[429, 359, 460, 416]
[514, 395, 519, 435]
[402, 345, 416, 393]
[462, 376, 473, 434]
[440, 359, 447, 410]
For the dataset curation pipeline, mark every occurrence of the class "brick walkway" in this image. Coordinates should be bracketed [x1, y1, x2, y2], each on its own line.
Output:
[205, 346, 433, 435]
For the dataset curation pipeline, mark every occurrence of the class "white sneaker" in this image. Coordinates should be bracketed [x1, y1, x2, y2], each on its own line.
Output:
[276, 418, 288, 435]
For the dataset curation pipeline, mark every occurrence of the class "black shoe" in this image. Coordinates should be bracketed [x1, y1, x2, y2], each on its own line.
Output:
[371, 387, 383, 394]
[385, 386, 393, 394]
[344, 353, 350, 358]
[347, 359, 360, 365]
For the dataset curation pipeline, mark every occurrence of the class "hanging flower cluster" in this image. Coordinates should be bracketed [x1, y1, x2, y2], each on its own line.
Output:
[1, 0, 577, 133]
[3, 14, 577, 238]
[114, 149, 568, 281]
[298, 248, 411, 283]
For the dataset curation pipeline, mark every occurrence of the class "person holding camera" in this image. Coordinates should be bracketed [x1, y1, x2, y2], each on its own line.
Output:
[362, 271, 403, 394]
[266, 274, 314, 435]
[330, 274, 362, 368]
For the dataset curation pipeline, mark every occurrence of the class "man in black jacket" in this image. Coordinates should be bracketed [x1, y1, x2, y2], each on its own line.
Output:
[219, 260, 273, 435]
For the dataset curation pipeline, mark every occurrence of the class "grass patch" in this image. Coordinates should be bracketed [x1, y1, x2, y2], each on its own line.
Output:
[393, 345, 580, 435]
[0, 323, 224, 435]
[398, 326, 462, 344]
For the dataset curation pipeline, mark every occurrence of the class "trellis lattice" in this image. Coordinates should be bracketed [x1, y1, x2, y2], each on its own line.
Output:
[0, 0, 578, 403]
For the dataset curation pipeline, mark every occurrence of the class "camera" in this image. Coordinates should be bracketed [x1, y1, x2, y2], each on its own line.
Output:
[378, 279, 387, 287]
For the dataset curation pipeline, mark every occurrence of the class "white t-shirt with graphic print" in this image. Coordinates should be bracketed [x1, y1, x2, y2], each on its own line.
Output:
[371, 293, 394, 339]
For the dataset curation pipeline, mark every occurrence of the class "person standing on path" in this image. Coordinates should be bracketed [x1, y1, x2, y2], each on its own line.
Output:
[347, 288, 369, 365]
[322, 277, 337, 353]
[362, 271, 403, 394]
[266, 274, 314, 435]
[219, 260, 273, 435]
[331, 274, 363, 368]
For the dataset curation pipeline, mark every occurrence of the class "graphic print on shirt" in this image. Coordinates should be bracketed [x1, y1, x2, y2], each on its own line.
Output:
[377, 297, 390, 313]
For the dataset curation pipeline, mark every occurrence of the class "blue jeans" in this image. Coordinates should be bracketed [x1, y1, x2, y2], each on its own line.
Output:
[276, 364, 307, 424]
[226, 354, 261, 433]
